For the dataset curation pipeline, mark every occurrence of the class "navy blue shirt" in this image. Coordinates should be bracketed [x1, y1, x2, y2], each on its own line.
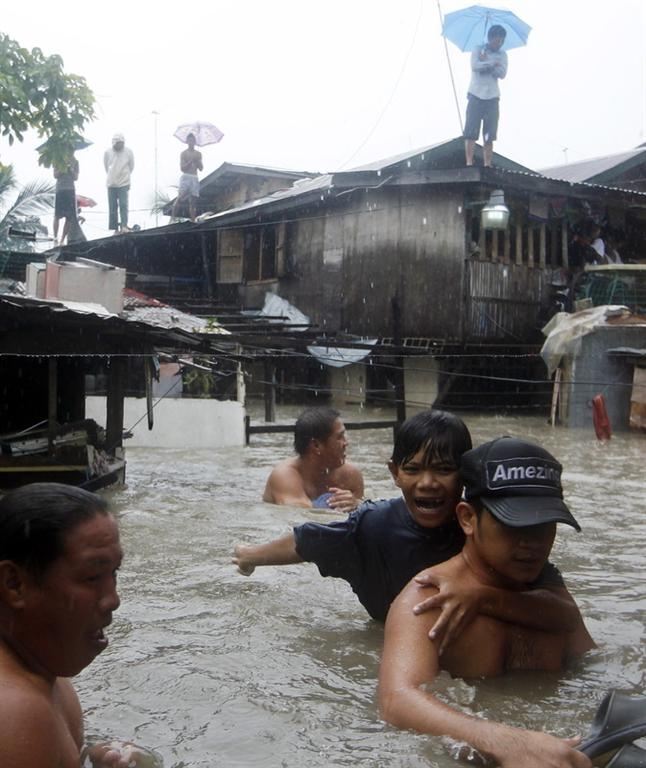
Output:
[294, 497, 564, 622]
[294, 498, 464, 621]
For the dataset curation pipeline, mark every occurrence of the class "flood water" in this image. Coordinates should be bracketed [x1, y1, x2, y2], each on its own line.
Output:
[77, 407, 645, 767]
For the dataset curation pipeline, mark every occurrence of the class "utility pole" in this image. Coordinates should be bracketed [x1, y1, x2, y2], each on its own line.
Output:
[152, 110, 159, 227]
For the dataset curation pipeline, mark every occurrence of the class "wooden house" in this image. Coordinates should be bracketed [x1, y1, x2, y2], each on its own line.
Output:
[58, 138, 646, 411]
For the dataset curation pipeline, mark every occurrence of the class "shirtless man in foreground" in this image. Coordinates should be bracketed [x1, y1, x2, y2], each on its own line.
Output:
[262, 406, 364, 513]
[0, 482, 146, 768]
[379, 437, 595, 768]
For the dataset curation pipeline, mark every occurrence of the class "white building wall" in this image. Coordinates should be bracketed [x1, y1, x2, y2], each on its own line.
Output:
[330, 364, 366, 407]
[86, 397, 245, 448]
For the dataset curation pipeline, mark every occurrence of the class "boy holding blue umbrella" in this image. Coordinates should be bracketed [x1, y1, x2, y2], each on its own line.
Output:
[464, 24, 507, 168]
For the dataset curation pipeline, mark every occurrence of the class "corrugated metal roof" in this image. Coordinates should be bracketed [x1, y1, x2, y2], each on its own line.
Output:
[0, 294, 231, 355]
[198, 174, 335, 224]
[196, 161, 646, 229]
[200, 161, 317, 187]
[488, 166, 646, 198]
[347, 139, 461, 172]
[347, 137, 534, 174]
[540, 147, 646, 183]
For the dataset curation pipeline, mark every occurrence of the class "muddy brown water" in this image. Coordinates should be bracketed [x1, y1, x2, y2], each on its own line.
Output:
[77, 408, 646, 767]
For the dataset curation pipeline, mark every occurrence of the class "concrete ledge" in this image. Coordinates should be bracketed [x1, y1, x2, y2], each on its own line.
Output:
[86, 397, 245, 448]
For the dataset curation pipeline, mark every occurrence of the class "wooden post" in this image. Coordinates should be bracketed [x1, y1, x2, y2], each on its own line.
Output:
[263, 359, 276, 423]
[550, 368, 562, 426]
[200, 233, 213, 299]
[515, 223, 523, 265]
[391, 297, 407, 425]
[48, 358, 58, 455]
[561, 221, 569, 268]
[539, 223, 547, 269]
[503, 225, 511, 264]
[491, 230, 499, 262]
[245, 414, 251, 446]
[527, 225, 535, 268]
[106, 357, 127, 454]
[550, 224, 558, 268]
[478, 223, 486, 260]
[235, 344, 246, 405]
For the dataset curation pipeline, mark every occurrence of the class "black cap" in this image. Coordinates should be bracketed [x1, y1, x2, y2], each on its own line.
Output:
[460, 437, 580, 531]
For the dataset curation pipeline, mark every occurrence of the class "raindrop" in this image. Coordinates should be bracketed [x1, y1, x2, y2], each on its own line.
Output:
[370, 281, 374, 289]
[362, 297, 366, 304]
[422, 217, 427, 225]
[407, 160, 411, 168]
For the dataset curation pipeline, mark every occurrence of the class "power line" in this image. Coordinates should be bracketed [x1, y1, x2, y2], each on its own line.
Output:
[339, 0, 425, 170]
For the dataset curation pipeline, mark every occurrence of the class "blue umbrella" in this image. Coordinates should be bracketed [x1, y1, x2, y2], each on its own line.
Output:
[442, 5, 531, 51]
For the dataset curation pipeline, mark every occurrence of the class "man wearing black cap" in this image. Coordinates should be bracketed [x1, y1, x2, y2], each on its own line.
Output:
[379, 437, 595, 768]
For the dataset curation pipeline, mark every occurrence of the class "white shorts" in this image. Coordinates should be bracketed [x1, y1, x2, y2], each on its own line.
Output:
[178, 173, 200, 199]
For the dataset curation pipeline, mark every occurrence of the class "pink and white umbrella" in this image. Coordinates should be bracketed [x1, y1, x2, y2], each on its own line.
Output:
[173, 121, 224, 147]
[76, 195, 97, 208]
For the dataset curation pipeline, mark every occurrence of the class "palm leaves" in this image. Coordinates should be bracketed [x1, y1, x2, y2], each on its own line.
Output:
[0, 163, 54, 250]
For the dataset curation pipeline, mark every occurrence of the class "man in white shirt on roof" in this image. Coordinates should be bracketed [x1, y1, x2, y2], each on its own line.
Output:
[104, 133, 135, 235]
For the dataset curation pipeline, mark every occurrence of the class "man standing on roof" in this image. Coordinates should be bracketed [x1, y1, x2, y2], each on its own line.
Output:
[172, 133, 203, 222]
[104, 133, 135, 234]
[464, 24, 507, 168]
[52, 150, 79, 246]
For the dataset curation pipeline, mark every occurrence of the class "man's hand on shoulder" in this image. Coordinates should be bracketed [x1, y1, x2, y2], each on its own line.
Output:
[412, 557, 483, 654]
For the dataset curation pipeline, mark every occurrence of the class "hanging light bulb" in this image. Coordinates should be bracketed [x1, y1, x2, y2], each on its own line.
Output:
[481, 189, 510, 230]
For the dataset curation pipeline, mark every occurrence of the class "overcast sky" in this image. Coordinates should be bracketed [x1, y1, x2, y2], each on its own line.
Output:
[3, 0, 645, 239]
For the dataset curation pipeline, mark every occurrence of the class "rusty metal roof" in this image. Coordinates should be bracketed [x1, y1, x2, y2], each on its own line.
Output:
[0, 294, 232, 357]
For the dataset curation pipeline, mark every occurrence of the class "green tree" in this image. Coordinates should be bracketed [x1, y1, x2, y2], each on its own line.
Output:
[0, 164, 54, 251]
[0, 33, 94, 170]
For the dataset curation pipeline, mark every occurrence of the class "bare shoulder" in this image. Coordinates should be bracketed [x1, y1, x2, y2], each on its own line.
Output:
[263, 459, 304, 502]
[0, 679, 79, 765]
[329, 461, 364, 489]
[266, 459, 302, 485]
[389, 576, 439, 628]
[338, 461, 363, 479]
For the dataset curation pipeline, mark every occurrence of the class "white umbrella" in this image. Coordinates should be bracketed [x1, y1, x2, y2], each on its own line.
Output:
[173, 121, 224, 147]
